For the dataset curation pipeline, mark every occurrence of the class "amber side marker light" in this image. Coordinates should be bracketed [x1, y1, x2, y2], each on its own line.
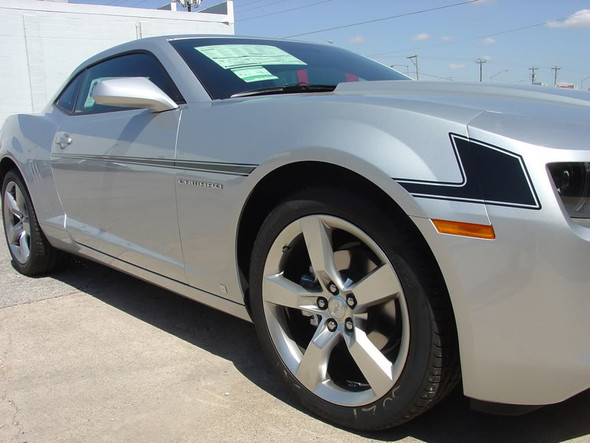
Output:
[432, 219, 496, 240]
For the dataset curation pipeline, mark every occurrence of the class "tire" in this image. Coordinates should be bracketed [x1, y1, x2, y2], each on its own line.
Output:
[2, 170, 67, 275]
[249, 187, 459, 431]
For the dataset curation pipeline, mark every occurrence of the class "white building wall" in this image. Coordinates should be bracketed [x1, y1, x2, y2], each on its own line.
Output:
[0, 0, 234, 128]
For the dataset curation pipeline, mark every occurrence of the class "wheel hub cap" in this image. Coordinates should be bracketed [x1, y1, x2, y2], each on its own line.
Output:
[328, 297, 347, 320]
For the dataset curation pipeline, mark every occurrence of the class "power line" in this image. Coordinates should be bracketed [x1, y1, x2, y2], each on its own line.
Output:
[235, 0, 274, 8]
[392, 54, 525, 70]
[283, 0, 480, 38]
[106, 0, 129, 6]
[420, 72, 453, 81]
[240, 0, 290, 13]
[241, 0, 331, 23]
[370, 10, 590, 58]
[126, 0, 151, 6]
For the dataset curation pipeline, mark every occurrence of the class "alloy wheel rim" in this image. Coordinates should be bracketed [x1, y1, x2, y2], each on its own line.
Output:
[3, 181, 32, 264]
[262, 214, 410, 407]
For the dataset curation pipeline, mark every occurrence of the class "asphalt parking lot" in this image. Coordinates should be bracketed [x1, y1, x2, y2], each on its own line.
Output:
[0, 225, 588, 442]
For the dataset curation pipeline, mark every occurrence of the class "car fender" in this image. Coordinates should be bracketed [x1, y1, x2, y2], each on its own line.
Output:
[0, 112, 73, 249]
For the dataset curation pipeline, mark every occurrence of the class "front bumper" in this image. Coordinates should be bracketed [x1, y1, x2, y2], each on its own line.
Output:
[412, 193, 590, 405]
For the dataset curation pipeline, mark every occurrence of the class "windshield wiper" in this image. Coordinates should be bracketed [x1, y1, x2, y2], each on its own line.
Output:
[231, 84, 336, 98]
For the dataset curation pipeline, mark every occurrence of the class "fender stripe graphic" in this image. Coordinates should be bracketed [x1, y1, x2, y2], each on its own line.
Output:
[395, 134, 541, 209]
[52, 153, 257, 176]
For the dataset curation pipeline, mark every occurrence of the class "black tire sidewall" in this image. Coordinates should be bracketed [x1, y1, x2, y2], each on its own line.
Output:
[250, 188, 441, 431]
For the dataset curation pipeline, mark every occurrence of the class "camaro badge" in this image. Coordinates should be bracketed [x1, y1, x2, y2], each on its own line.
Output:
[178, 178, 223, 190]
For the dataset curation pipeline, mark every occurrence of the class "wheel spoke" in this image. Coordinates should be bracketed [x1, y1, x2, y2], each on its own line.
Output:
[5, 189, 22, 218]
[295, 324, 340, 392]
[9, 222, 23, 243]
[18, 230, 30, 262]
[15, 186, 26, 213]
[300, 216, 341, 287]
[263, 274, 322, 313]
[350, 264, 402, 312]
[23, 218, 31, 236]
[345, 325, 395, 398]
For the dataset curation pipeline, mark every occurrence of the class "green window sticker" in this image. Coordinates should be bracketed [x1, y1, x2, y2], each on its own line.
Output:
[195, 45, 307, 70]
[231, 66, 278, 83]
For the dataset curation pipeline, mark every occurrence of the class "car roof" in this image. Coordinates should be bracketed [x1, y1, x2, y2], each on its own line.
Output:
[81, 35, 317, 67]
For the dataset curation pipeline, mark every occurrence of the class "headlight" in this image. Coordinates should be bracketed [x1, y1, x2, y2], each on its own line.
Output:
[548, 162, 590, 218]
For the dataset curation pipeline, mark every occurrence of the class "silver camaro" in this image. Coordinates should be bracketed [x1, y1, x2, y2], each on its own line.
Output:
[1, 35, 589, 431]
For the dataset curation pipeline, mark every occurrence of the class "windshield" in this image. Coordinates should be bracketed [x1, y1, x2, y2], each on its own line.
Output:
[169, 37, 409, 100]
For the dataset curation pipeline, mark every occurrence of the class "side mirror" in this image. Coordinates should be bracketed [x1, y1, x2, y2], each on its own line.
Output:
[92, 77, 179, 112]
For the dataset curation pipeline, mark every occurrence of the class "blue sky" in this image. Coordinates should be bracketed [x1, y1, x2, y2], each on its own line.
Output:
[70, 0, 590, 88]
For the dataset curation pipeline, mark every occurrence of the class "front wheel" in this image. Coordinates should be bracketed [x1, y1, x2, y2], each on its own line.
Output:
[249, 188, 459, 431]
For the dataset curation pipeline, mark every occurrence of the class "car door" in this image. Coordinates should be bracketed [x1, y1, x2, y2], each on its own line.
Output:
[51, 52, 186, 282]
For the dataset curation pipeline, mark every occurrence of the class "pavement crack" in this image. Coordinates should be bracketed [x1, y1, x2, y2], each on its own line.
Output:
[0, 337, 8, 374]
[0, 290, 82, 310]
[0, 333, 25, 442]
[0, 395, 24, 443]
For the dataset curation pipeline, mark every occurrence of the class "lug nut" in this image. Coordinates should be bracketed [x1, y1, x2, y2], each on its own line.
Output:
[345, 317, 354, 331]
[328, 282, 339, 295]
[346, 295, 357, 309]
[327, 318, 338, 332]
[317, 297, 328, 310]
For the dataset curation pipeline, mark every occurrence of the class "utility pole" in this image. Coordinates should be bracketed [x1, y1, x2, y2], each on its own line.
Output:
[551, 66, 560, 87]
[529, 66, 539, 85]
[407, 55, 419, 80]
[475, 58, 487, 82]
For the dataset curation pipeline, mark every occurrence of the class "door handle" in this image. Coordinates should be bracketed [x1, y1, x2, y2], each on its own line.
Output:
[56, 134, 72, 149]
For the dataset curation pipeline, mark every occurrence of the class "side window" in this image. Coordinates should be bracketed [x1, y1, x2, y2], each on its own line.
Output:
[55, 73, 84, 113]
[74, 52, 183, 114]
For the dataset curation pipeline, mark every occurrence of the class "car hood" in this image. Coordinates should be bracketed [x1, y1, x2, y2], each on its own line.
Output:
[334, 80, 590, 150]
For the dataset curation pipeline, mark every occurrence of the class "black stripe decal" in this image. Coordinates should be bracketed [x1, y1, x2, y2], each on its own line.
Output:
[174, 160, 255, 175]
[52, 153, 257, 176]
[395, 134, 540, 209]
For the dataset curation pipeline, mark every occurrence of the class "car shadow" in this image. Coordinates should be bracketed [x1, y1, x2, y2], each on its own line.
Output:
[48, 257, 296, 405]
[367, 388, 589, 442]
[50, 258, 589, 441]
